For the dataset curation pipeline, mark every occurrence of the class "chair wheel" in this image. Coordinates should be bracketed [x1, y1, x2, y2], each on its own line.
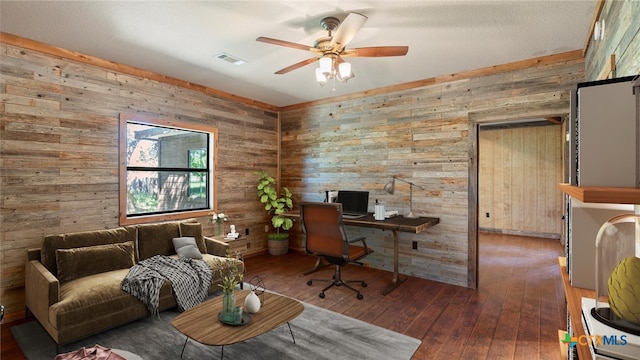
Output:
[357, 293, 363, 300]
[307, 280, 313, 286]
[319, 292, 325, 299]
[361, 282, 367, 287]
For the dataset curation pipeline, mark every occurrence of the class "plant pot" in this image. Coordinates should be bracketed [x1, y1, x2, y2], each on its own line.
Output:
[267, 233, 289, 256]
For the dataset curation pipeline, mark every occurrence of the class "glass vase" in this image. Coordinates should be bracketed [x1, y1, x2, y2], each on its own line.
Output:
[222, 291, 235, 322]
[214, 222, 224, 237]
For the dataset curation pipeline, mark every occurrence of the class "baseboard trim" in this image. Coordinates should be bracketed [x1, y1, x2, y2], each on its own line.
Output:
[479, 227, 560, 239]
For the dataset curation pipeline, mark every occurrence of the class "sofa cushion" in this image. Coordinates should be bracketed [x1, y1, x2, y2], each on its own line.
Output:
[42, 227, 137, 275]
[179, 222, 206, 254]
[137, 222, 180, 260]
[172, 237, 203, 259]
[56, 241, 136, 282]
[50, 269, 176, 334]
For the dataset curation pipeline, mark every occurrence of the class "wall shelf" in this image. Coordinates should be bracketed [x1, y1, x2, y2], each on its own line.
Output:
[559, 257, 593, 360]
[558, 183, 640, 204]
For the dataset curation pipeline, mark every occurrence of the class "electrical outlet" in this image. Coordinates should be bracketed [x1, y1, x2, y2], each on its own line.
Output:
[412, 241, 418, 250]
[264, 225, 269, 232]
[486, 212, 490, 218]
[246, 242, 250, 249]
[245, 228, 249, 235]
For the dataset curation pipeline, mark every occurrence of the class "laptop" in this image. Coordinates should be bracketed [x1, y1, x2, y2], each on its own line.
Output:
[336, 190, 369, 219]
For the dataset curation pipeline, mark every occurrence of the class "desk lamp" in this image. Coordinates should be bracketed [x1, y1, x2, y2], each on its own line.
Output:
[384, 176, 423, 219]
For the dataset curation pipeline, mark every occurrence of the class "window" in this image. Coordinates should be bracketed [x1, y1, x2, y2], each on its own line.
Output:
[188, 149, 207, 198]
[119, 114, 217, 225]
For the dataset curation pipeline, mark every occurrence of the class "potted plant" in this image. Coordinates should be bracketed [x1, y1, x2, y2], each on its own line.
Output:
[256, 171, 294, 255]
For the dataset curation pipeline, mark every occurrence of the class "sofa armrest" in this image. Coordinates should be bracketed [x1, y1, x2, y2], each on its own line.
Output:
[25, 259, 60, 323]
[204, 236, 229, 256]
[27, 248, 41, 261]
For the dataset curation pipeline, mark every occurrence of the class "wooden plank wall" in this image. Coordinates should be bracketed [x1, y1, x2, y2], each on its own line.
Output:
[478, 124, 563, 238]
[585, 0, 640, 80]
[280, 54, 585, 289]
[0, 41, 278, 321]
[0, 36, 588, 321]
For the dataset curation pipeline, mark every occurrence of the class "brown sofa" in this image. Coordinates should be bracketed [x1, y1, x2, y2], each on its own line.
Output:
[25, 219, 243, 345]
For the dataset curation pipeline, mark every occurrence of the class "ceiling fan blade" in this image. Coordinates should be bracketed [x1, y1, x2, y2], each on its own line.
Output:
[256, 36, 315, 52]
[342, 46, 409, 57]
[330, 13, 368, 52]
[274, 57, 319, 74]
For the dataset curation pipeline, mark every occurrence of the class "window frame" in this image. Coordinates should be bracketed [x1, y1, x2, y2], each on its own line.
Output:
[119, 114, 217, 225]
[187, 148, 208, 198]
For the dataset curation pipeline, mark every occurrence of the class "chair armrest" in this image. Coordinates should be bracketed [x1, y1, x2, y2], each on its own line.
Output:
[345, 236, 373, 262]
[25, 259, 60, 322]
[204, 236, 229, 256]
[348, 236, 366, 244]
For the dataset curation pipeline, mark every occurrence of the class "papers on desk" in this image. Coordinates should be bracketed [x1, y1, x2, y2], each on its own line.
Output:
[385, 210, 399, 218]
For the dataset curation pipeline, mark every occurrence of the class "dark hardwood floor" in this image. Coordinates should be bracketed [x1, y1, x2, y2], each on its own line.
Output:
[1, 232, 565, 359]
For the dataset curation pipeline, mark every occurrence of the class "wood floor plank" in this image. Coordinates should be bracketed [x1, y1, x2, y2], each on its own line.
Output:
[459, 297, 502, 359]
[491, 310, 522, 359]
[1, 232, 566, 360]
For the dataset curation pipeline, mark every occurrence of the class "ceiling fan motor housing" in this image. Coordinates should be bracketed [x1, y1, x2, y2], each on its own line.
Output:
[320, 17, 340, 32]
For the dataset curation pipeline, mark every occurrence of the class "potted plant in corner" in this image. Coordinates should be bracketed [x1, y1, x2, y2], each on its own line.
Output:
[256, 171, 294, 255]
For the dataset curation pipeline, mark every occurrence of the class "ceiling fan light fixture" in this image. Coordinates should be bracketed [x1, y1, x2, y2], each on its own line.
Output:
[316, 56, 353, 86]
[338, 62, 352, 81]
[319, 57, 333, 75]
[258, 12, 407, 90]
[315, 68, 327, 86]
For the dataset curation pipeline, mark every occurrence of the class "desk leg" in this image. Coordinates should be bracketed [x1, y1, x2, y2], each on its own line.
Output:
[382, 230, 407, 295]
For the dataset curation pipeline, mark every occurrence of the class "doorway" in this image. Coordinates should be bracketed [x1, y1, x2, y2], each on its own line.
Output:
[469, 119, 565, 289]
[478, 121, 564, 238]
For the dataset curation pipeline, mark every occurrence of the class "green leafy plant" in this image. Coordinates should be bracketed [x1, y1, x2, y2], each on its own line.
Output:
[213, 252, 243, 294]
[256, 171, 294, 235]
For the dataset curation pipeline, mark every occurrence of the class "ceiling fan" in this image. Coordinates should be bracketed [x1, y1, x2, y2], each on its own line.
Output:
[256, 12, 408, 85]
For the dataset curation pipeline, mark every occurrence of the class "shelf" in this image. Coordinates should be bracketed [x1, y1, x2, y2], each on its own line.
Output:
[559, 257, 593, 360]
[558, 183, 640, 204]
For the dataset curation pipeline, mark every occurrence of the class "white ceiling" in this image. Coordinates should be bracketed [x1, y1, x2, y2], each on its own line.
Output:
[0, 1, 597, 108]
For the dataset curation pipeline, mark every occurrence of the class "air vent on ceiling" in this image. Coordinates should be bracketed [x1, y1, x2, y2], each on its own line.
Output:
[215, 52, 246, 65]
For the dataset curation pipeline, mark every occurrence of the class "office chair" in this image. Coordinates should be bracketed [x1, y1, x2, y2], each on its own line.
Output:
[299, 202, 373, 300]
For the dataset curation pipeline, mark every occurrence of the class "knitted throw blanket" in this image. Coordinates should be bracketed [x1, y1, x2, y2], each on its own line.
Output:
[121, 255, 213, 316]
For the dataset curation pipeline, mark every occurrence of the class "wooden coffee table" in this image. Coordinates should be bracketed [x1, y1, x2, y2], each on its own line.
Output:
[172, 290, 304, 359]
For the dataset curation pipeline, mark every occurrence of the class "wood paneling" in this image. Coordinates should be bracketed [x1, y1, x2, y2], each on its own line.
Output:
[280, 57, 584, 289]
[0, 41, 278, 321]
[0, 33, 587, 320]
[479, 124, 563, 237]
[0, 32, 279, 113]
[585, 0, 640, 80]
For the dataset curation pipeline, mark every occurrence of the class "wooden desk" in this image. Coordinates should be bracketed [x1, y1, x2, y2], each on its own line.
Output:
[285, 211, 440, 295]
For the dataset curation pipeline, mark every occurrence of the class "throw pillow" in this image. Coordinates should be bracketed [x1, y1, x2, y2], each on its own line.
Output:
[137, 222, 180, 260]
[173, 237, 203, 259]
[56, 241, 135, 282]
[179, 222, 207, 254]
